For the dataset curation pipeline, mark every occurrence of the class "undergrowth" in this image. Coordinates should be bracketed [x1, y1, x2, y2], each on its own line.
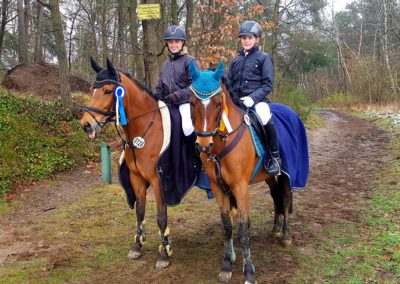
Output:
[0, 90, 110, 196]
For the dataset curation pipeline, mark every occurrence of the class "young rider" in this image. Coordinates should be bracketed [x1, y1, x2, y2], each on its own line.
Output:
[153, 25, 200, 169]
[225, 20, 281, 176]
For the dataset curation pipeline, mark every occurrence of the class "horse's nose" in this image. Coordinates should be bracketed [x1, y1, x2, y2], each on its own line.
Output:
[82, 122, 92, 133]
[196, 141, 214, 153]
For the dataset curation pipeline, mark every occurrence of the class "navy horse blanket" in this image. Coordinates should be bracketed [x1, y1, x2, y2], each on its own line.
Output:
[118, 105, 200, 208]
[268, 103, 309, 189]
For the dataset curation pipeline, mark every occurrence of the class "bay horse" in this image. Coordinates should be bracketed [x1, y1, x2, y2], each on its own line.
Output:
[189, 62, 308, 284]
[80, 57, 172, 270]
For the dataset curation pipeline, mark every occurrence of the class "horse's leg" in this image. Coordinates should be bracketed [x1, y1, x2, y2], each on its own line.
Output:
[127, 173, 147, 259]
[281, 175, 293, 247]
[233, 183, 256, 284]
[152, 182, 171, 270]
[267, 178, 283, 238]
[213, 187, 236, 283]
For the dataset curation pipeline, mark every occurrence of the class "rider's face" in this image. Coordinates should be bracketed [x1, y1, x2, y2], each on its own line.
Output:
[166, 40, 184, 53]
[240, 35, 259, 51]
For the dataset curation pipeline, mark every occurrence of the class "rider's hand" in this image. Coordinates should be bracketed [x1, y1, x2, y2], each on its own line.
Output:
[240, 96, 254, 108]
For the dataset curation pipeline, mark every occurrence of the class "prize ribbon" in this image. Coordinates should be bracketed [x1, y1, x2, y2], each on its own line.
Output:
[114, 85, 127, 126]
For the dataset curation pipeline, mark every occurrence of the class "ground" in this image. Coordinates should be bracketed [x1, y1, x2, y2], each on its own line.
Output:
[0, 110, 392, 283]
[2, 63, 90, 100]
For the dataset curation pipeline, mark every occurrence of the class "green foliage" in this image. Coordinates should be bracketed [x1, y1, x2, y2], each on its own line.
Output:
[274, 85, 314, 122]
[0, 91, 101, 196]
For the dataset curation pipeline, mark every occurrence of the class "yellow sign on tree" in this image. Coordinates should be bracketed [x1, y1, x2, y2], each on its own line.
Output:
[138, 4, 161, 20]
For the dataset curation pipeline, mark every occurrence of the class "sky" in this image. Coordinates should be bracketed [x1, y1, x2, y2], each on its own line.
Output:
[330, 0, 354, 11]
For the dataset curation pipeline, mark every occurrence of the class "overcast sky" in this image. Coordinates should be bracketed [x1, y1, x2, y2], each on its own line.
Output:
[330, 0, 354, 11]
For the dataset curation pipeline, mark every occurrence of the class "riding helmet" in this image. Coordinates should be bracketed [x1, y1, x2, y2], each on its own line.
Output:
[238, 20, 262, 37]
[163, 25, 187, 41]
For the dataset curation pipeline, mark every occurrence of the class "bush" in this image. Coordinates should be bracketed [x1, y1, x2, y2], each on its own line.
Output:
[0, 91, 105, 196]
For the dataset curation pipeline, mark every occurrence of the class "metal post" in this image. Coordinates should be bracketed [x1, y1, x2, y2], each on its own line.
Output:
[101, 143, 112, 184]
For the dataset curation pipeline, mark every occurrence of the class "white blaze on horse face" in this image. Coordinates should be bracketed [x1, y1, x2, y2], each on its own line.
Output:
[93, 88, 98, 97]
[201, 99, 211, 132]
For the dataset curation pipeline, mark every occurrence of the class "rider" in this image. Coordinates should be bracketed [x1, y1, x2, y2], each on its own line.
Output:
[225, 20, 281, 176]
[153, 25, 200, 170]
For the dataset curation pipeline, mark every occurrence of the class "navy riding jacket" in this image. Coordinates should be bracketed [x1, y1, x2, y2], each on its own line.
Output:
[153, 52, 198, 105]
[226, 46, 274, 104]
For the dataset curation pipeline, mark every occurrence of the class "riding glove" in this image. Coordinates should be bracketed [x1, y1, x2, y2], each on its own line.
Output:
[240, 96, 254, 108]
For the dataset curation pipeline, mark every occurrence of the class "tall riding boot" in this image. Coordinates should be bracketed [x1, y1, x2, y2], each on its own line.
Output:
[264, 120, 281, 176]
[185, 132, 201, 174]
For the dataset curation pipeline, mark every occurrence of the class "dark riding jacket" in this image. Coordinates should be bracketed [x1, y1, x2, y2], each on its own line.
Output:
[153, 51, 198, 105]
[225, 46, 274, 104]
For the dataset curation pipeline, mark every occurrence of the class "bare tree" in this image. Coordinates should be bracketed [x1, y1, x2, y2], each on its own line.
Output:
[141, 0, 162, 89]
[17, 0, 28, 62]
[49, 0, 72, 105]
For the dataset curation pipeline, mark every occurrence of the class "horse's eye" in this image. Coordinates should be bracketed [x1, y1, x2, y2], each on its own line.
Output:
[104, 89, 113, 95]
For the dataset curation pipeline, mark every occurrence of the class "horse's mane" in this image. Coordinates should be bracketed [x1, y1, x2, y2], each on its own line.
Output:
[118, 69, 154, 96]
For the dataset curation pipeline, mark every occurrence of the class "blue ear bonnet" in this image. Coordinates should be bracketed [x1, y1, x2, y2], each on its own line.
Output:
[189, 61, 224, 100]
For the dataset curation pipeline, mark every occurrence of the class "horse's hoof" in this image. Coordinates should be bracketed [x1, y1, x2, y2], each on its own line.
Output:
[244, 281, 257, 284]
[272, 231, 282, 238]
[217, 271, 232, 283]
[281, 239, 292, 247]
[155, 259, 170, 270]
[127, 250, 142, 259]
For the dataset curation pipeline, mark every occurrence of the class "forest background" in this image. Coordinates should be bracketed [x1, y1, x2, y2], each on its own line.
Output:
[3, 0, 400, 107]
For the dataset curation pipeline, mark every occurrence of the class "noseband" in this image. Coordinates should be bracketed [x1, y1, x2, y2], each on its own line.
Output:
[81, 102, 116, 129]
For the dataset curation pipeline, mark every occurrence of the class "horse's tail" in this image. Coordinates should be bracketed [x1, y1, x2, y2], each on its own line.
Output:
[273, 175, 293, 215]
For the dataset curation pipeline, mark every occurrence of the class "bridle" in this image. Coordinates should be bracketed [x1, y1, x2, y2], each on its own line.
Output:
[80, 105, 116, 129]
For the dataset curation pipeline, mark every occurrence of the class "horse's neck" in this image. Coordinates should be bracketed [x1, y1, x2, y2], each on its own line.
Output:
[121, 75, 158, 133]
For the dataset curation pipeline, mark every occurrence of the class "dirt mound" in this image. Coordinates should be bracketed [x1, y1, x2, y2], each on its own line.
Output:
[2, 63, 90, 100]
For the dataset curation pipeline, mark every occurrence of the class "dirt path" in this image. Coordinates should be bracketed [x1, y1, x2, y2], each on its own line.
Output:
[0, 111, 390, 283]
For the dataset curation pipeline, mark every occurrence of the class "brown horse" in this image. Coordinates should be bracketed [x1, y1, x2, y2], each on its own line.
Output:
[189, 62, 297, 284]
[80, 57, 172, 270]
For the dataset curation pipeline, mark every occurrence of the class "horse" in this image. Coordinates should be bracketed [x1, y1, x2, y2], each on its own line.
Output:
[80, 57, 172, 270]
[188, 61, 309, 284]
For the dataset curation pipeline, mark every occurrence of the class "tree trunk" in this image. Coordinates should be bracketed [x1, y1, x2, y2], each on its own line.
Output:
[382, 0, 397, 96]
[17, 0, 28, 63]
[33, 2, 43, 63]
[185, 0, 193, 37]
[270, 0, 281, 62]
[129, 0, 144, 80]
[49, 0, 71, 106]
[170, 0, 178, 24]
[0, 0, 9, 63]
[141, 0, 161, 89]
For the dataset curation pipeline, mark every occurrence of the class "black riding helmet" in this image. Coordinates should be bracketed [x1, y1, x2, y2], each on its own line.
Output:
[238, 20, 262, 37]
[163, 25, 187, 41]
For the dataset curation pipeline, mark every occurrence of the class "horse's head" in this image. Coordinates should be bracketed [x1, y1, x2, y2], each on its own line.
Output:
[80, 57, 121, 139]
[189, 61, 225, 153]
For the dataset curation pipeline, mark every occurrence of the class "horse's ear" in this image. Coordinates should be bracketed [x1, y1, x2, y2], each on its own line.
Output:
[106, 58, 118, 77]
[213, 61, 224, 81]
[90, 56, 103, 73]
[189, 60, 200, 81]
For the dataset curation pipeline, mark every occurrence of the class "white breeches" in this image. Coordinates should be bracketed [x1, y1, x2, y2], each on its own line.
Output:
[179, 103, 194, 136]
[254, 102, 272, 125]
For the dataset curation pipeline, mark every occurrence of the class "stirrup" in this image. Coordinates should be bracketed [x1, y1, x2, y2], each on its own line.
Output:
[266, 158, 281, 176]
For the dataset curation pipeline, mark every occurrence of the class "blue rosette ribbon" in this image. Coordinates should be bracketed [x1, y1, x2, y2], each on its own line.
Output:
[114, 85, 127, 126]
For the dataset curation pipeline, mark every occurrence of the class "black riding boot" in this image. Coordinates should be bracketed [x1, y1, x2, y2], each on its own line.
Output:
[185, 132, 201, 174]
[264, 120, 281, 176]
